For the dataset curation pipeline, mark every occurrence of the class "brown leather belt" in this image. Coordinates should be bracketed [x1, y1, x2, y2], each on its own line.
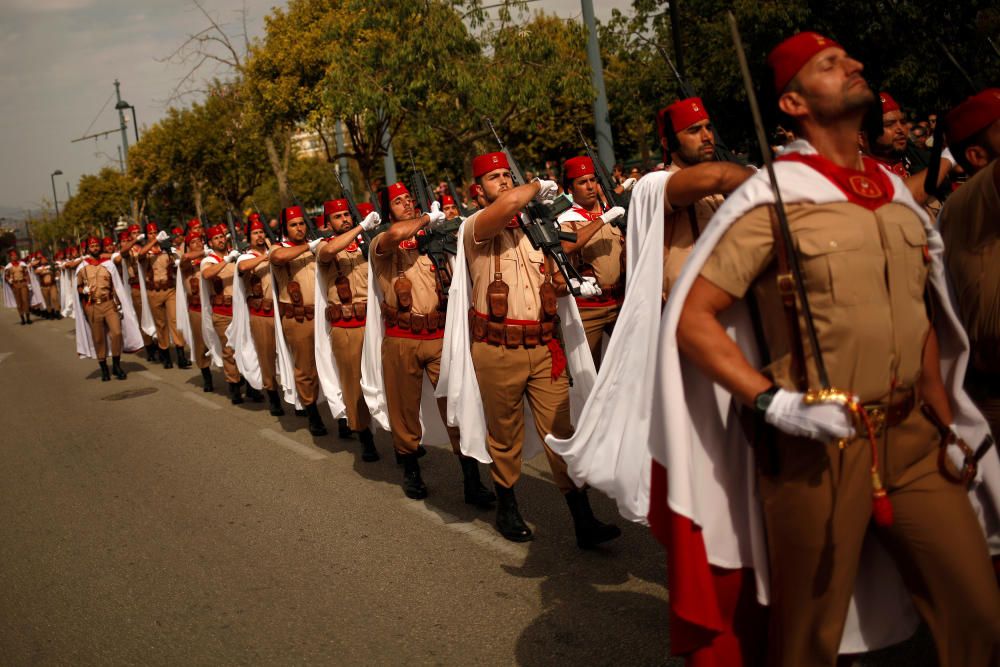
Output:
[147, 281, 172, 291]
[12, 279, 26, 285]
[327, 302, 367, 324]
[210, 295, 233, 307]
[247, 297, 274, 312]
[279, 301, 315, 322]
[861, 388, 915, 438]
[86, 296, 111, 305]
[381, 302, 444, 333]
[469, 308, 556, 348]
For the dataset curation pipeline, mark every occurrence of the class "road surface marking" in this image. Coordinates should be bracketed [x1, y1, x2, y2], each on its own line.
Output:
[182, 392, 222, 410]
[136, 370, 162, 382]
[258, 429, 329, 461]
[400, 499, 528, 559]
[0, 352, 10, 365]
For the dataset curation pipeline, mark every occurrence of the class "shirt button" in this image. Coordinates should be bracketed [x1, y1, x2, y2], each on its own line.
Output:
[829, 241, 838, 248]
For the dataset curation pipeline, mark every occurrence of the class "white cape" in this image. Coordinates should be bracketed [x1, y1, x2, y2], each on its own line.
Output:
[360, 251, 452, 446]
[60, 265, 75, 318]
[27, 268, 43, 308]
[73, 258, 144, 359]
[226, 252, 263, 390]
[651, 139, 1000, 653]
[134, 260, 156, 337]
[174, 262, 194, 356]
[198, 256, 224, 368]
[268, 244, 316, 411]
[436, 217, 597, 464]
[314, 259, 347, 420]
[1, 265, 14, 309]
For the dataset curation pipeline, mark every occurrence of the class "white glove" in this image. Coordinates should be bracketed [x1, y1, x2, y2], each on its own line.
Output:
[360, 211, 381, 232]
[764, 389, 856, 442]
[534, 178, 558, 202]
[155, 230, 169, 242]
[601, 206, 626, 226]
[203, 247, 212, 257]
[171, 247, 181, 258]
[946, 424, 983, 486]
[225, 249, 240, 263]
[82, 285, 90, 295]
[570, 276, 602, 297]
[136, 233, 146, 242]
[308, 238, 325, 252]
[620, 177, 637, 192]
[425, 201, 446, 229]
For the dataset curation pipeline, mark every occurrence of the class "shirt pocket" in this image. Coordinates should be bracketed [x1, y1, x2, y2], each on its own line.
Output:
[898, 220, 930, 299]
[796, 226, 873, 305]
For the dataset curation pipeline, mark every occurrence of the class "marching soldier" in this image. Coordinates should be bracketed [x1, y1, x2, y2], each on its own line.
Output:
[76, 236, 127, 381]
[456, 152, 620, 545]
[236, 216, 284, 416]
[269, 206, 328, 436]
[316, 198, 380, 457]
[179, 231, 214, 392]
[137, 230, 190, 370]
[938, 89, 1000, 441]
[122, 224, 157, 360]
[869, 92, 913, 177]
[439, 193, 461, 220]
[34, 251, 61, 319]
[556, 156, 626, 366]
[4, 249, 31, 325]
[371, 183, 494, 504]
[670, 32, 1000, 665]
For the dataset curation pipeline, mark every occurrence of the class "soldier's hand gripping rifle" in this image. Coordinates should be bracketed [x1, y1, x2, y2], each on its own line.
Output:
[408, 155, 460, 290]
[577, 127, 629, 232]
[226, 210, 250, 252]
[333, 170, 389, 260]
[485, 118, 586, 297]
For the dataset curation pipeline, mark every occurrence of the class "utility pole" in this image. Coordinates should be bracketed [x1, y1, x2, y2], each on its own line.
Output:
[581, 0, 616, 169]
[335, 120, 353, 197]
[50, 170, 63, 222]
[114, 79, 130, 173]
[669, 0, 685, 77]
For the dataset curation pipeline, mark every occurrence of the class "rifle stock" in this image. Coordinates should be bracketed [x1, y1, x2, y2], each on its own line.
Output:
[577, 127, 629, 231]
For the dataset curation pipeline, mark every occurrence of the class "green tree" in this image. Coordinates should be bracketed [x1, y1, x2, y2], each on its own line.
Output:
[61, 168, 133, 240]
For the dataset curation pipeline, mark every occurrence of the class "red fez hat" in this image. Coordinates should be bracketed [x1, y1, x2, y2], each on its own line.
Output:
[187, 218, 202, 229]
[946, 88, 1000, 146]
[387, 182, 410, 200]
[55, 251, 64, 260]
[145, 222, 158, 235]
[185, 231, 203, 245]
[356, 202, 375, 217]
[249, 217, 265, 232]
[171, 225, 184, 235]
[879, 92, 900, 113]
[469, 183, 483, 199]
[472, 152, 510, 179]
[767, 32, 843, 95]
[102, 237, 115, 248]
[248, 212, 261, 225]
[438, 194, 456, 206]
[118, 231, 129, 242]
[282, 206, 304, 223]
[127, 223, 140, 233]
[662, 97, 711, 136]
[563, 156, 595, 181]
[207, 224, 226, 239]
[313, 215, 324, 228]
[7, 248, 17, 256]
[324, 199, 349, 217]
[86, 236, 99, 245]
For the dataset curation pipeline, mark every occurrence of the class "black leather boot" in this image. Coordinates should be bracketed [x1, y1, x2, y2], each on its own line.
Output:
[401, 454, 428, 500]
[337, 417, 353, 439]
[495, 485, 532, 542]
[175, 345, 191, 369]
[245, 386, 264, 403]
[267, 390, 285, 416]
[19, 314, 26, 325]
[111, 356, 127, 380]
[228, 381, 244, 405]
[200, 367, 214, 392]
[99, 361, 111, 381]
[305, 402, 327, 436]
[460, 456, 496, 508]
[565, 489, 622, 549]
[359, 428, 379, 462]
[146, 343, 158, 362]
[55, 310, 63, 320]
[294, 408, 307, 417]
[24, 314, 32, 324]
[161, 347, 173, 369]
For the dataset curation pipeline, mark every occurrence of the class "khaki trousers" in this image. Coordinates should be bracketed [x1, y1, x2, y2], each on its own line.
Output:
[381, 335, 459, 455]
[85, 300, 122, 359]
[131, 288, 152, 346]
[249, 314, 278, 392]
[42, 284, 59, 311]
[211, 312, 240, 384]
[281, 314, 318, 405]
[470, 341, 574, 493]
[759, 406, 1000, 667]
[148, 288, 185, 349]
[12, 283, 29, 315]
[188, 309, 210, 369]
[579, 304, 619, 369]
[331, 325, 370, 431]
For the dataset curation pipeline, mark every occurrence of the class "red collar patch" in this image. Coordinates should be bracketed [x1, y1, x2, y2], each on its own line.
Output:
[777, 152, 895, 210]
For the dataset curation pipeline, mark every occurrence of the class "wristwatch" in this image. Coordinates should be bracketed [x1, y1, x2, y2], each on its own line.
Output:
[753, 385, 780, 415]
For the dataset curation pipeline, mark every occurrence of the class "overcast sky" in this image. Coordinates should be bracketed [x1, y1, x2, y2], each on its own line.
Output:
[0, 0, 631, 217]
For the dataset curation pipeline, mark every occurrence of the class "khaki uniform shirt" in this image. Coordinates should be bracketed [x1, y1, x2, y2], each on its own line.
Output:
[274, 245, 317, 306]
[464, 212, 548, 322]
[6, 262, 28, 283]
[700, 201, 930, 403]
[664, 165, 724, 298]
[124, 249, 141, 286]
[77, 262, 115, 301]
[247, 250, 274, 301]
[36, 264, 55, 286]
[372, 235, 440, 314]
[207, 254, 236, 299]
[324, 240, 368, 306]
[146, 251, 175, 287]
[558, 207, 624, 287]
[939, 160, 1000, 373]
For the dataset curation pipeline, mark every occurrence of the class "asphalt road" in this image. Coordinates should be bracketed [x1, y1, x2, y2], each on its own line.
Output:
[0, 308, 936, 666]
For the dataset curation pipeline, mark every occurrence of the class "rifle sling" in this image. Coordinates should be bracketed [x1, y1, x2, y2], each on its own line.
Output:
[768, 205, 808, 391]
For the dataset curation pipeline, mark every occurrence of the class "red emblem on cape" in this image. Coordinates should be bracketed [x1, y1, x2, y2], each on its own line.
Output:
[848, 175, 883, 199]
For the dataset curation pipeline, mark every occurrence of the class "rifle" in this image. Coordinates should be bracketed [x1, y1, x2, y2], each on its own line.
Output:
[577, 127, 629, 231]
[406, 154, 461, 292]
[225, 209, 249, 252]
[249, 198, 278, 244]
[333, 170, 389, 259]
[446, 178, 473, 218]
[485, 118, 585, 296]
[408, 153, 434, 213]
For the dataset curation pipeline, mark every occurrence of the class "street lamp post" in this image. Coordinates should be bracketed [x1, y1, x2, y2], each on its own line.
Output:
[50, 170, 63, 222]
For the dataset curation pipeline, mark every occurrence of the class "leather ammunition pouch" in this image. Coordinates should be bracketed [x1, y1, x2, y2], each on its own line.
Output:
[382, 302, 443, 333]
[469, 309, 555, 349]
[279, 301, 314, 322]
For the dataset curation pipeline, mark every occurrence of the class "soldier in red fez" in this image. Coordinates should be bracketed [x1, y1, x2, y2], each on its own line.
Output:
[315, 198, 379, 452]
[77, 235, 127, 380]
[939, 89, 1000, 446]
[4, 248, 32, 324]
[270, 205, 329, 435]
[556, 155, 627, 367]
[438, 194, 460, 220]
[667, 31, 1000, 665]
[118, 223, 156, 359]
[179, 230, 214, 392]
[32, 249, 60, 319]
[136, 224, 189, 370]
[370, 182, 494, 504]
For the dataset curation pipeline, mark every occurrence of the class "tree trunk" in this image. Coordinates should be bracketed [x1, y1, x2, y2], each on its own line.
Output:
[265, 129, 293, 209]
[191, 176, 204, 221]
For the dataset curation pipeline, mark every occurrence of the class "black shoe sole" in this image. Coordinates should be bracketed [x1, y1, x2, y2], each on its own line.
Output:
[231, 398, 244, 405]
[498, 529, 533, 543]
[338, 430, 354, 440]
[269, 407, 285, 416]
[576, 527, 623, 549]
[403, 485, 428, 500]
[362, 451, 380, 463]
